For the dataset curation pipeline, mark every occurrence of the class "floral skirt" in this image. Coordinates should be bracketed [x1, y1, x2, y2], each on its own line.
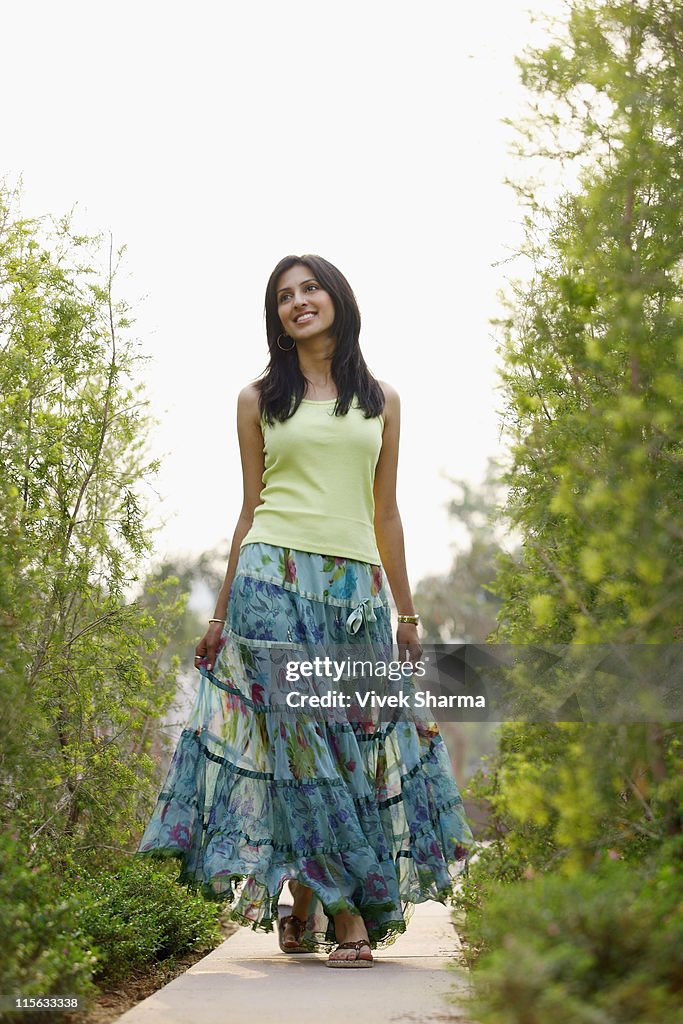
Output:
[135, 542, 475, 949]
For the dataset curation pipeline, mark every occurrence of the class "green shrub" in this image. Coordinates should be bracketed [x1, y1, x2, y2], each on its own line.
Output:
[0, 833, 224, 1020]
[0, 831, 99, 1009]
[69, 857, 223, 982]
[457, 835, 683, 1024]
[456, 722, 682, 922]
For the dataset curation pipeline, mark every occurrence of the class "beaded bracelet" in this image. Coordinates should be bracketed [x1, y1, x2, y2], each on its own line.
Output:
[397, 614, 420, 625]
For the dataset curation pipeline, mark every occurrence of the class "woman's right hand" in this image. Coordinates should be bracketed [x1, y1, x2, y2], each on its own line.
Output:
[194, 621, 226, 672]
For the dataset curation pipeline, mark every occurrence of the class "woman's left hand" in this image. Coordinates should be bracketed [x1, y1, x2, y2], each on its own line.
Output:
[396, 622, 423, 669]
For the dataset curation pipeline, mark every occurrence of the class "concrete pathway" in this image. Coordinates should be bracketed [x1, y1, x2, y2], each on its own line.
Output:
[114, 900, 477, 1024]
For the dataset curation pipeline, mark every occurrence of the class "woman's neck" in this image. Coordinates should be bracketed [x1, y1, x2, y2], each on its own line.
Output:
[296, 340, 337, 397]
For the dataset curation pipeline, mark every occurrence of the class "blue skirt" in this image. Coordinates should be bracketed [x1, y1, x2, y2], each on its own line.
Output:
[136, 542, 474, 948]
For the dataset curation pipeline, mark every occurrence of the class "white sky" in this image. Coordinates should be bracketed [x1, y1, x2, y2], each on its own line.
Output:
[2, 0, 571, 589]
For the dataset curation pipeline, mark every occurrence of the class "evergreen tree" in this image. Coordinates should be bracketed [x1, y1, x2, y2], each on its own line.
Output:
[0, 182, 183, 867]
[459, 7, 683, 1021]
[493, 0, 683, 644]
[414, 460, 510, 644]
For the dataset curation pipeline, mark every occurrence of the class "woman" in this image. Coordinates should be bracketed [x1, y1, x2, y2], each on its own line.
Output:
[136, 254, 474, 968]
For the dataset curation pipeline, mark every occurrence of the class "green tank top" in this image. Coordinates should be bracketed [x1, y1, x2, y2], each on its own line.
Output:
[240, 397, 384, 564]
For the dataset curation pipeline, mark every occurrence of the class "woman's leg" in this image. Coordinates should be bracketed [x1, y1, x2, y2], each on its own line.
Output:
[291, 880, 313, 917]
[328, 908, 373, 963]
[283, 885, 372, 962]
[281, 880, 314, 944]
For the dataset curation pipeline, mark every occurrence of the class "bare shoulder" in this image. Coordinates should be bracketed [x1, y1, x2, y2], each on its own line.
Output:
[377, 379, 400, 421]
[237, 381, 262, 420]
[238, 381, 261, 405]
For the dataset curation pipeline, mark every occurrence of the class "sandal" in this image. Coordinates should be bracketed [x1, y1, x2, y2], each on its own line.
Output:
[326, 939, 374, 969]
[277, 913, 310, 953]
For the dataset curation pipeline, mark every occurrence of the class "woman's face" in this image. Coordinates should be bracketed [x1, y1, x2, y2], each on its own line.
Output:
[276, 264, 336, 345]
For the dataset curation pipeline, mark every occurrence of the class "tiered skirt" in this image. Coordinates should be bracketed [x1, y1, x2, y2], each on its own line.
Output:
[136, 542, 474, 949]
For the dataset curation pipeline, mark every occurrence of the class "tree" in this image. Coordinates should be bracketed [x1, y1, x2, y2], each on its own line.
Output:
[457, 6, 683, 1020]
[0, 181, 183, 867]
[492, 0, 683, 644]
[413, 463, 512, 788]
[134, 544, 231, 774]
[414, 460, 511, 644]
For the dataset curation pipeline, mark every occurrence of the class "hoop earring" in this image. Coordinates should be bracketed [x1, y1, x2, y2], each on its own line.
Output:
[276, 334, 295, 351]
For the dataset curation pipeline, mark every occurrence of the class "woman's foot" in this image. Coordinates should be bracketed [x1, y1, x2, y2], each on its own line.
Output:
[279, 913, 307, 951]
[327, 909, 373, 966]
[278, 880, 314, 952]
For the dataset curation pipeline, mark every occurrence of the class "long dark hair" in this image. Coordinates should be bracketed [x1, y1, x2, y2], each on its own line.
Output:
[257, 254, 385, 425]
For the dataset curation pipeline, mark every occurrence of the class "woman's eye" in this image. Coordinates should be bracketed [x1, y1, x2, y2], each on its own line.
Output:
[279, 293, 292, 303]
[306, 284, 319, 292]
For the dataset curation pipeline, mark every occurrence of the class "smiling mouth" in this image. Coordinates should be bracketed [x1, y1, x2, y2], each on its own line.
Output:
[294, 312, 316, 324]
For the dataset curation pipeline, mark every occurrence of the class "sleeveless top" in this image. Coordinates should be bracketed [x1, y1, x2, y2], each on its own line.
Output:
[240, 397, 384, 564]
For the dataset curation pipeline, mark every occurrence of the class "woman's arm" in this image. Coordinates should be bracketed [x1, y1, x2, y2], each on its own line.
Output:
[196, 383, 265, 670]
[373, 382, 423, 663]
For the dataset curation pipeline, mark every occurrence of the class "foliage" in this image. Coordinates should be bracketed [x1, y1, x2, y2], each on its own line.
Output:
[414, 461, 510, 643]
[413, 464, 514, 782]
[0, 179, 185, 867]
[0, 830, 98, 1010]
[455, 3, 683, 1019]
[457, 721, 681, 910]
[458, 834, 683, 1024]
[0, 831, 223, 1020]
[455, 722, 682, 1023]
[139, 546, 229, 649]
[492, 0, 683, 644]
[68, 858, 223, 983]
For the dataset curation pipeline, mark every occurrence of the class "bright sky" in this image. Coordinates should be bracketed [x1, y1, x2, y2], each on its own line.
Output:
[2, 0, 571, 589]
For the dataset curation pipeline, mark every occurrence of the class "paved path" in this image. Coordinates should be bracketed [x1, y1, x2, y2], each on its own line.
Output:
[114, 900, 476, 1024]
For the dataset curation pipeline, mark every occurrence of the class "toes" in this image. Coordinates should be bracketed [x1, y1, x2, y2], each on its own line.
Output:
[328, 940, 373, 963]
